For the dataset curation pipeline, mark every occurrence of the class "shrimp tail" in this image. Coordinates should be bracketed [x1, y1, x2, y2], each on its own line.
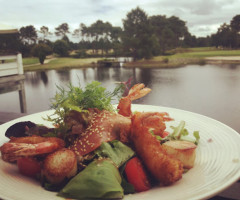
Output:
[117, 83, 151, 117]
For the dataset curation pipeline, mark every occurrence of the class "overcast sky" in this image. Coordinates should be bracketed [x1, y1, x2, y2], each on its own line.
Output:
[0, 0, 239, 37]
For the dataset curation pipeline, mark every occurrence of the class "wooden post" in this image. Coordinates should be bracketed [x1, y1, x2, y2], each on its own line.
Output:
[18, 80, 27, 113]
[17, 53, 24, 74]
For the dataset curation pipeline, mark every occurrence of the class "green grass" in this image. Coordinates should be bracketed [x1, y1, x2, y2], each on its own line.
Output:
[173, 49, 240, 58]
[22, 57, 39, 65]
[124, 47, 240, 68]
[23, 57, 102, 71]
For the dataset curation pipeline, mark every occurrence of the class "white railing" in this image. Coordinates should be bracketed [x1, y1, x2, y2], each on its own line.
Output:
[0, 53, 23, 77]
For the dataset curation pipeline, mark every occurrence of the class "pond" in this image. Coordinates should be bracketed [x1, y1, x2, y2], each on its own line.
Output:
[1, 63, 240, 133]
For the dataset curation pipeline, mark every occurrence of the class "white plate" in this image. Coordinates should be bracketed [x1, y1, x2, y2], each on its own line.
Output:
[0, 104, 240, 200]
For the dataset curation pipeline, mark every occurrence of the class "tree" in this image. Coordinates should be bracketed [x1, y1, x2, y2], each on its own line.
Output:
[168, 16, 188, 47]
[150, 15, 173, 54]
[149, 15, 190, 53]
[122, 7, 156, 59]
[110, 26, 122, 42]
[230, 15, 240, 32]
[39, 26, 52, 41]
[230, 15, 240, 47]
[160, 27, 175, 53]
[214, 23, 235, 48]
[53, 40, 69, 57]
[80, 23, 90, 41]
[87, 20, 112, 53]
[31, 43, 52, 64]
[55, 23, 70, 37]
[183, 32, 193, 47]
[19, 25, 38, 44]
[110, 26, 123, 56]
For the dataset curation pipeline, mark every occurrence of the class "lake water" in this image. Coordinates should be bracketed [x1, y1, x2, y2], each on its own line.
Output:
[1, 63, 240, 133]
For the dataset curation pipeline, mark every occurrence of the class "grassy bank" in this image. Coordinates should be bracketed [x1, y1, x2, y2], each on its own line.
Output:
[23, 47, 240, 71]
[23, 57, 101, 71]
[124, 47, 240, 68]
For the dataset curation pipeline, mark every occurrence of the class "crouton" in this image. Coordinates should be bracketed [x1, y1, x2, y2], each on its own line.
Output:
[42, 148, 77, 184]
[162, 140, 197, 169]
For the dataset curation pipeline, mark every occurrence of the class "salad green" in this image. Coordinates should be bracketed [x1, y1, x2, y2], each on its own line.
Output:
[44, 81, 124, 137]
[56, 140, 135, 199]
[169, 121, 200, 145]
[151, 121, 200, 145]
[94, 140, 135, 167]
[58, 159, 124, 199]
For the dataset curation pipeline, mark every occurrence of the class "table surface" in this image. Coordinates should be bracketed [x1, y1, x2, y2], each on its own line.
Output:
[0, 111, 239, 200]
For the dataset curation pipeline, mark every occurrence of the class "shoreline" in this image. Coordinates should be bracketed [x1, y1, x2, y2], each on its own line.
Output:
[23, 56, 240, 71]
[204, 56, 240, 64]
[123, 56, 240, 69]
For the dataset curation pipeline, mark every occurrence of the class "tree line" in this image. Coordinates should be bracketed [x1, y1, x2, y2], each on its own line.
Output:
[1, 7, 240, 64]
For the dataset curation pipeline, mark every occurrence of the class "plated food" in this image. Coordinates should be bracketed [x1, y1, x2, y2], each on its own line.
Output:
[1, 81, 240, 198]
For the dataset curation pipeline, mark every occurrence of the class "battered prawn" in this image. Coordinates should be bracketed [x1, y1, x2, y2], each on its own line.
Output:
[130, 112, 183, 185]
[0, 135, 65, 162]
[117, 83, 151, 117]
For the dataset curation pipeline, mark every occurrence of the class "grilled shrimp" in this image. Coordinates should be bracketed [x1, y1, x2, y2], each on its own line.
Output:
[0, 135, 65, 162]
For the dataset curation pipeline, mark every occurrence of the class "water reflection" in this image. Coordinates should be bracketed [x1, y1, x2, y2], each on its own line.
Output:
[0, 64, 240, 134]
[56, 70, 70, 82]
[40, 71, 48, 85]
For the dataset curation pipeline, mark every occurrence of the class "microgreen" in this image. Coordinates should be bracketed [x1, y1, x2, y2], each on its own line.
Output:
[45, 81, 124, 135]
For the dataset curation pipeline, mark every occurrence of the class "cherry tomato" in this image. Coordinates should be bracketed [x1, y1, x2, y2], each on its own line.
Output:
[17, 157, 41, 177]
[125, 157, 151, 192]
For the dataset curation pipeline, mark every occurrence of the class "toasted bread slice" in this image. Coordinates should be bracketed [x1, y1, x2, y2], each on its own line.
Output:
[42, 148, 77, 184]
[162, 140, 197, 169]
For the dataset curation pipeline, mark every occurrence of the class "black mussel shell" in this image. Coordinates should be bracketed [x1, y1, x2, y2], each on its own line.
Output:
[5, 121, 36, 138]
[26, 125, 55, 136]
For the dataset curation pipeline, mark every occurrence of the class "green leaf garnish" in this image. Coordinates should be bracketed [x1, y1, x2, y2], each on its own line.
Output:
[44, 81, 124, 135]
[168, 121, 200, 145]
[94, 140, 135, 168]
[193, 131, 200, 145]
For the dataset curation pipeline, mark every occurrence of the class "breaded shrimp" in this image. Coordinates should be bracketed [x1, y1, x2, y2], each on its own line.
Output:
[130, 112, 183, 185]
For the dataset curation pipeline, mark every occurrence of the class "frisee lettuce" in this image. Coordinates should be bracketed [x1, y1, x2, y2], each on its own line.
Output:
[45, 81, 124, 135]
[150, 120, 200, 145]
[168, 121, 200, 145]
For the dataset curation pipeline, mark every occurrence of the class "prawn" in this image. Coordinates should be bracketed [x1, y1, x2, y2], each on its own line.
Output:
[130, 112, 183, 185]
[117, 83, 151, 117]
[0, 135, 65, 162]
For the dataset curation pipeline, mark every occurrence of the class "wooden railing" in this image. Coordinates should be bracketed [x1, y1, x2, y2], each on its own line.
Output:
[0, 53, 23, 77]
[0, 53, 26, 113]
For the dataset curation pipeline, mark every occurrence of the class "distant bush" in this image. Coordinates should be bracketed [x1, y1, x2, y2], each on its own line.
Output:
[53, 40, 69, 57]
[71, 50, 87, 58]
[167, 48, 190, 55]
[31, 43, 52, 64]
[162, 57, 169, 63]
